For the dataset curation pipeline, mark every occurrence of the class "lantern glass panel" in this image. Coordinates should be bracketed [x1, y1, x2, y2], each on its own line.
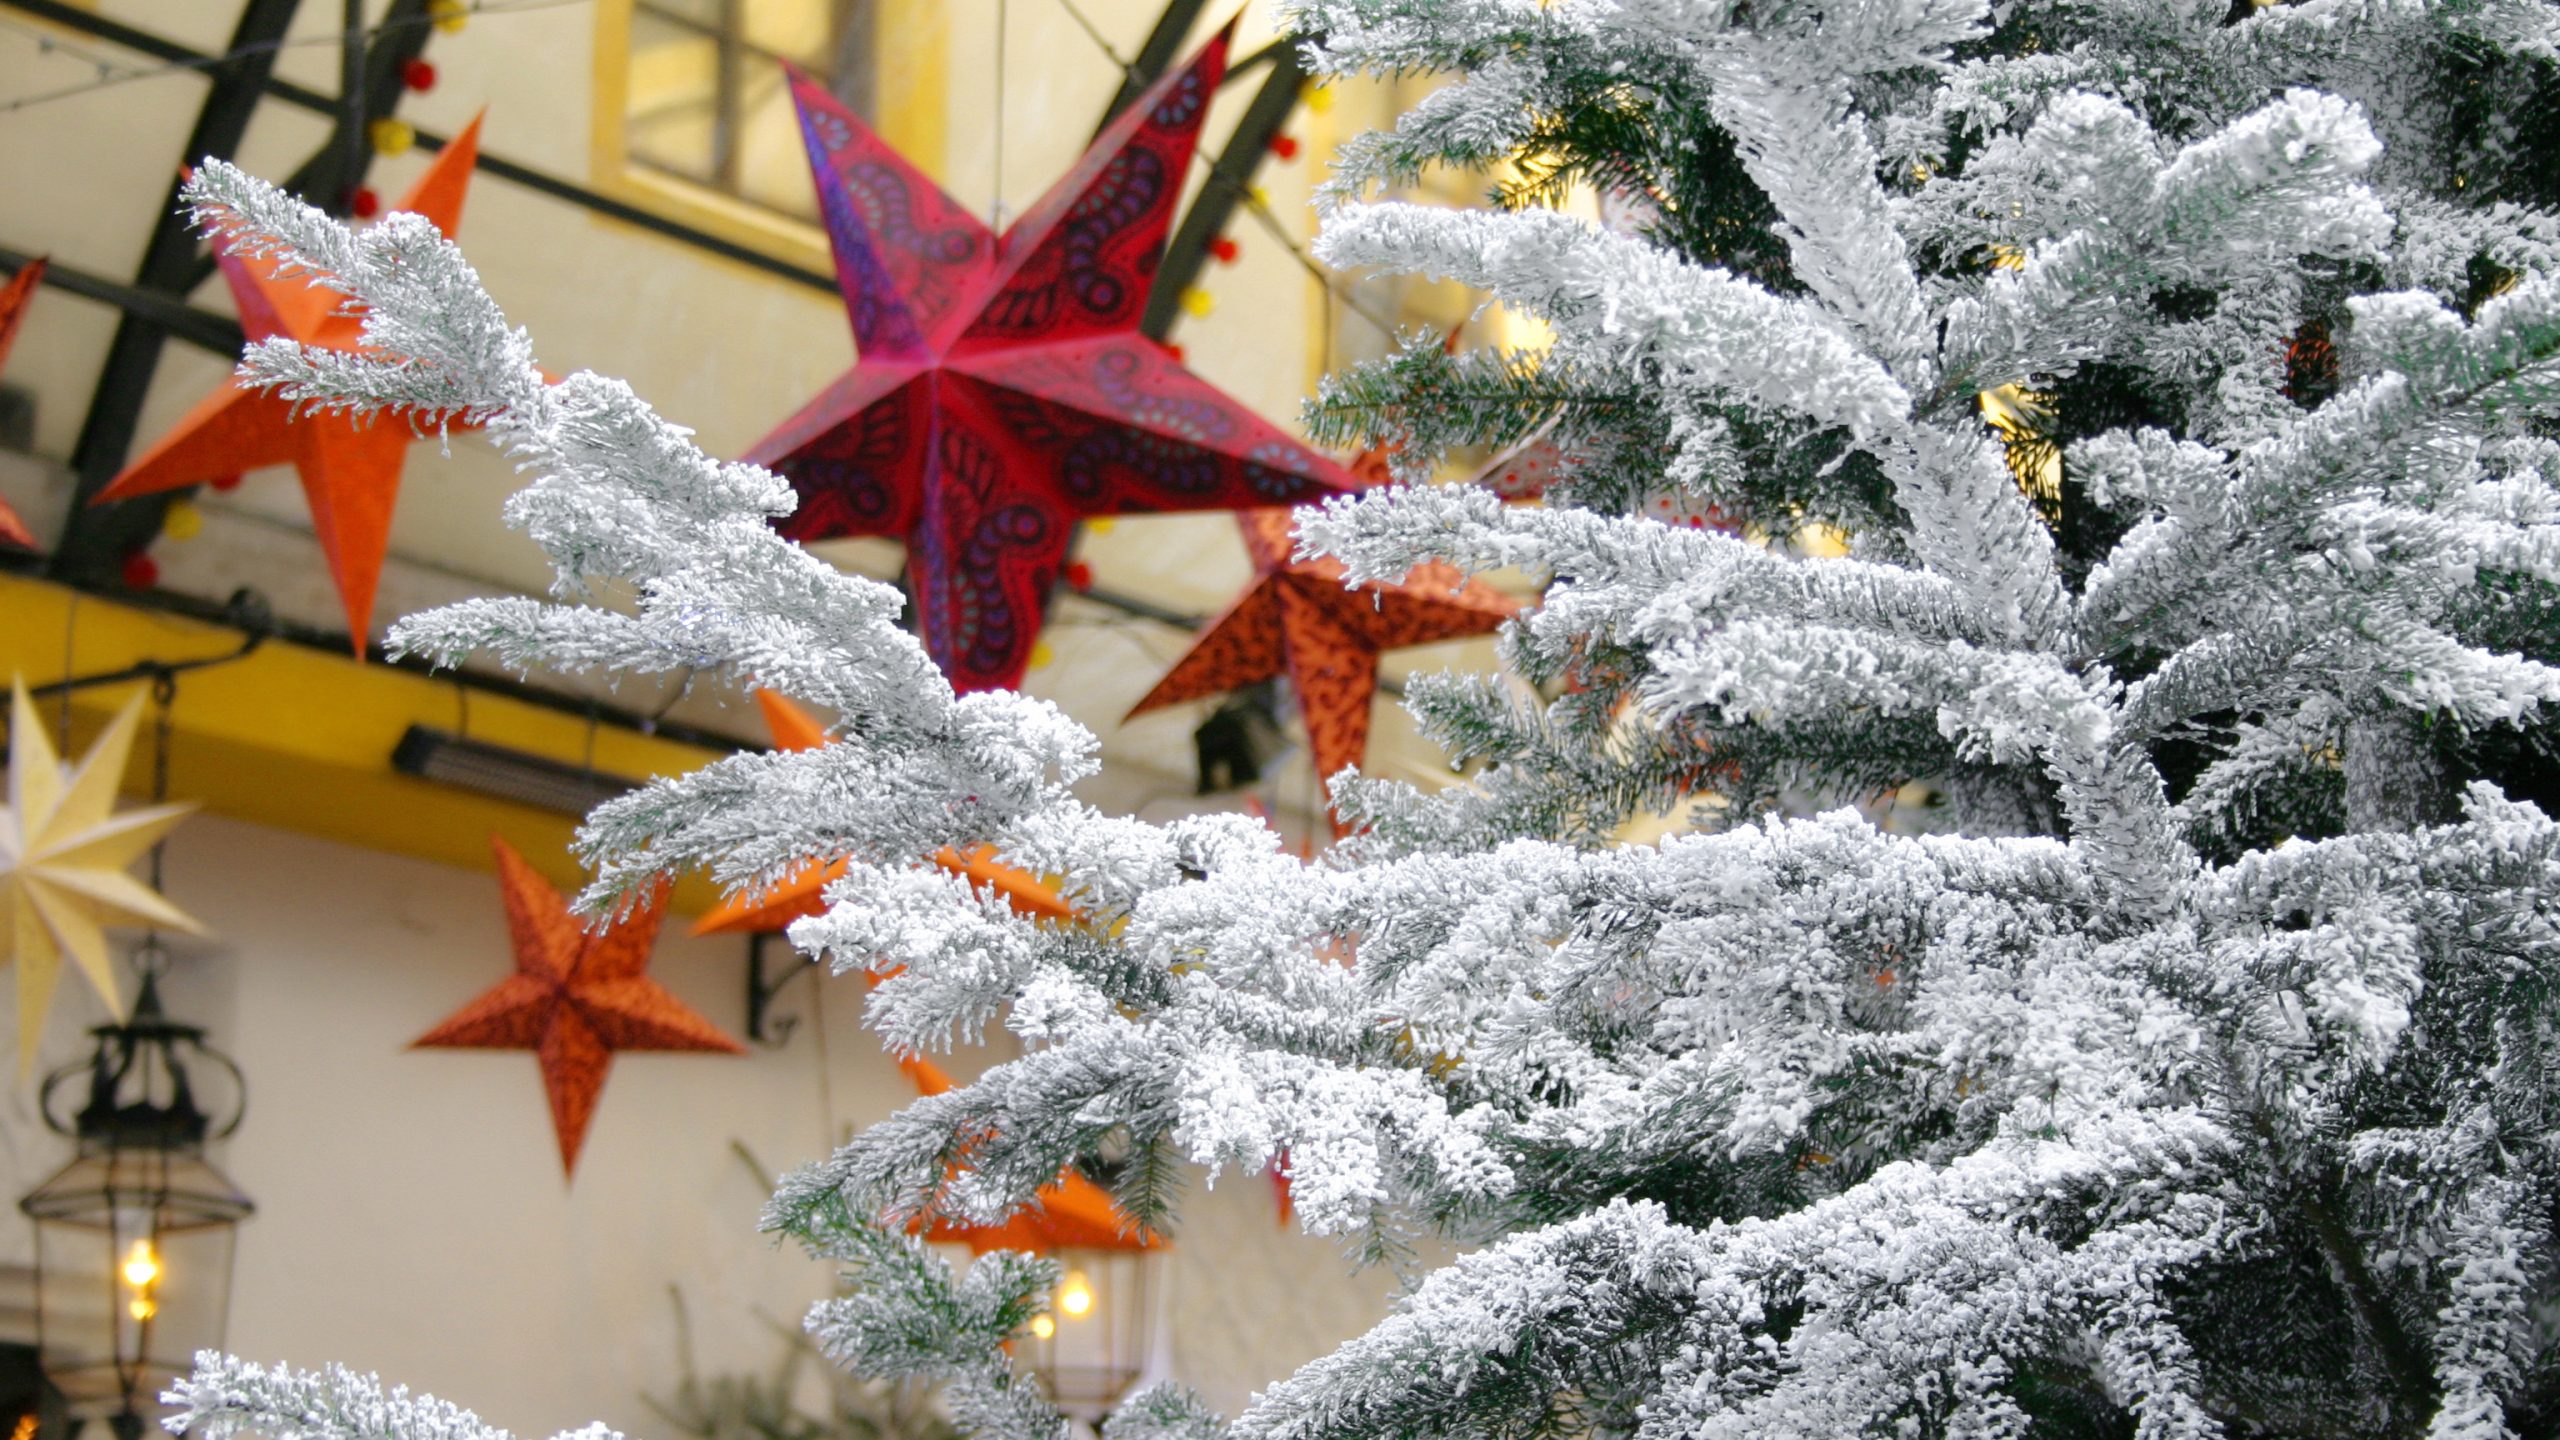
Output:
[1019, 1248, 1152, 1421]
[22, 1146, 249, 1422]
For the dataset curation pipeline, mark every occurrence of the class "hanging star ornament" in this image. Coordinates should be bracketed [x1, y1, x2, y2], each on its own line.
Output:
[415, 836, 743, 1177]
[1, 680, 203, 1072]
[748, 29, 1364, 692]
[94, 114, 491, 645]
[1127, 506, 1521, 833]
[692, 690, 1071, 935]
[0, 257, 48, 547]
[897, 1054, 1159, 1254]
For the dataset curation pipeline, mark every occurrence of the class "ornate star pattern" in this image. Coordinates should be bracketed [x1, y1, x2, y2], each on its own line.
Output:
[747, 31, 1362, 692]
[414, 835, 742, 1177]
[2, 680, 202, 1069]
[95, 115, 490, 645]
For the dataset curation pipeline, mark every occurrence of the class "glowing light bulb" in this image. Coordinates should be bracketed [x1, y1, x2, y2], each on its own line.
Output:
[1029, 1314, 1055, 1340]
[1058, 1270, 1095, 1318]
[128, 1297, 157, 1322]
[121, 1239, 160, 1290]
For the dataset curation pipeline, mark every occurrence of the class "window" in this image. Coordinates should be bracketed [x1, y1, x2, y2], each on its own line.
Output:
[595, 0, 938, 268]
[625, 0, 871, 221]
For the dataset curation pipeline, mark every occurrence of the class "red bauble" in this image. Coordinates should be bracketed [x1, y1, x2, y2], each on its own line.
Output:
[743, 27, 1363, 693]
[208, 473, 244, 492]
[1208, 236, 1241, 265]
[1064, 560, 1094, 593]
[350, 187, 380, 218]
[120, 551, 160, 589]
[1268, 134, 1299, 161]
[401, 58, 437, 92]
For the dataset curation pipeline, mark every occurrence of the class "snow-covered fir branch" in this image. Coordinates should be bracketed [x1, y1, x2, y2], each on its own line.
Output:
[172, 0, 2560, 1433]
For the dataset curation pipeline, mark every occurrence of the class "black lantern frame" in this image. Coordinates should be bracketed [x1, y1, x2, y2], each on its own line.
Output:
[21, 963, 251, 1440]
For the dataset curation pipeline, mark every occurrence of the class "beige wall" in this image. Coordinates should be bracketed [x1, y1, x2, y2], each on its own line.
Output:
[3, 813, 1416, 1434]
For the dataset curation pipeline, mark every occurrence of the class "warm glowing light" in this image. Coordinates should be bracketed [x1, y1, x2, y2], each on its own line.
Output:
[121, 1238, 160, 1290]
[1029, 1314, 1056, 1340]
[128, 1297, 157, 1322]
[1058, 1270, 1095, 1318]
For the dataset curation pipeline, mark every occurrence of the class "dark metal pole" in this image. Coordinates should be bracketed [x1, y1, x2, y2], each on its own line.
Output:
[45, 0, 307, 586]
[342, 0, 367, 212]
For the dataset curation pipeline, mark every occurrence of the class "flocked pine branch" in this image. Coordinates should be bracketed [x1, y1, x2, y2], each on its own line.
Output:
[167, 0, 2560, 1434]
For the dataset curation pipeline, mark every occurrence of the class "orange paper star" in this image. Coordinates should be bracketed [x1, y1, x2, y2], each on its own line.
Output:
[1127, 507, 1521, 832]
[95, 115, 490, 644]
[416, 835, 743, 1177]
[0, 257, 47, 548]
[898, 1054, 1157, 1254]
[691, 691, 1073, 935]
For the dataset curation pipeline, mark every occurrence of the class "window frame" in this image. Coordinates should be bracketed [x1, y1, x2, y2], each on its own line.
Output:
[591, 0, 944, 275]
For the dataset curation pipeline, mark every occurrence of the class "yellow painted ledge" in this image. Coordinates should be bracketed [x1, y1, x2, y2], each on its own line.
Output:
[0, 575, 734, 915]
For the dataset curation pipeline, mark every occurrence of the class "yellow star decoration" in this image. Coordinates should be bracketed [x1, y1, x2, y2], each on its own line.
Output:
[2, 679, 203, 1072]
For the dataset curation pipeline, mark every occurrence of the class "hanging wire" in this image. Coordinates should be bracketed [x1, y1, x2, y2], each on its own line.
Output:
[991, 0, 1010, 228]
[57, 591, 79, 741]
[136, 671, 181, 988]
[0, 0, 592, 117]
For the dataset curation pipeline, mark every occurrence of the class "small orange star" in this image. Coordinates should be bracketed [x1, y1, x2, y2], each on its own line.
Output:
[1127, 506, 1520, 833]
[94, 115, 490, 643]
[0, 257, 48, 548]
[415, 836, 742, 1177]
[690, 690, 1072, 935]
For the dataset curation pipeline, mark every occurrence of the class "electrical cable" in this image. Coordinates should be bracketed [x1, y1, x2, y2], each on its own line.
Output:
[0, 0, 590, 116]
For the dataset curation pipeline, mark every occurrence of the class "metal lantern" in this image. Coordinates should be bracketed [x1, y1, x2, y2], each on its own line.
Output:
[1018, 1246, 1161, 1421]
[20, 964, 250, 1440]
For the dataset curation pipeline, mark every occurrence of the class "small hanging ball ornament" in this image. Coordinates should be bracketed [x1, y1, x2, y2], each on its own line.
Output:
[1088, 517, 1116, 535]
[1064, 561, 1094, 593]
[1180, 287, 1215, 319]
[208, 473, 244, 493]
[120, 551, 160, 589]
[161, 499, 205, 542]
[350, 186, 380, 218]
[1246, 184, 1272, 210]
[1208, 236, 1240, 265]
[1301, 82, 1333, 113]
[1162, 343, 1185, 363]
[1268, 134, 1299, 162]
[401, 58, 438, 92]
[370, 117, 415, 156]
[428, 0, 469, 32]
[1028, 640, 1054, 670]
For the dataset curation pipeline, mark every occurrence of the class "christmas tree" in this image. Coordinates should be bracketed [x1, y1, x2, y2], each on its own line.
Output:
[161, 0, 2560, 1437]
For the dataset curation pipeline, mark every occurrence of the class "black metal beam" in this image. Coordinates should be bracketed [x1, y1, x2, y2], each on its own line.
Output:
[0, 247, 243, 355]
[47, 0, 306, 587]
[1143, 44, 1307, 341]
[1096, 0, 1213, 132]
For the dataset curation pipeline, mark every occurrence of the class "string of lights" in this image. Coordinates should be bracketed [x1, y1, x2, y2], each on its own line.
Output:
[0, 0, 587, 116]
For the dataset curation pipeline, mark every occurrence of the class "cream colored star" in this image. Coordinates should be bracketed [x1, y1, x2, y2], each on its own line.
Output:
[3, 678, 203, 1073]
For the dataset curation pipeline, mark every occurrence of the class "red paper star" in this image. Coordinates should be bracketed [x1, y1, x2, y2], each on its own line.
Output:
[95, 114, 490, 645]
[415, 836, 743, 1177]
[0, 256, 47, 547]
[747, 30, 1363, 692]
[1127, 506, 1520, 832]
